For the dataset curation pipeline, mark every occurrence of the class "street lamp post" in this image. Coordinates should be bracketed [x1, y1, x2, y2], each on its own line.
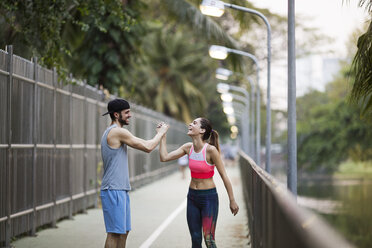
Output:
[211, 46, 264, 169]
[201, 0, 272, 172]
[288, 0, 297, 196]
[216, 67, 259, 164]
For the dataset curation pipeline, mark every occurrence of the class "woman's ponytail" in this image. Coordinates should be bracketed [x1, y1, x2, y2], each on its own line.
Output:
[200, 117, 220, 153]
[209, 130, 220, 153]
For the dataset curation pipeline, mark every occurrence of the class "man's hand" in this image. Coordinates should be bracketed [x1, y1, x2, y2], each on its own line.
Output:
[156, 122, 169, 135]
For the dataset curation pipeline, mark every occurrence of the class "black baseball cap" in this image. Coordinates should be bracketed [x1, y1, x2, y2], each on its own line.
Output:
[102, 98, 130, 116]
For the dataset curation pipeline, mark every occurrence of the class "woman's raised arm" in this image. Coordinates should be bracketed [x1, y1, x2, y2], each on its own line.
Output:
[159, 135, 191, 162]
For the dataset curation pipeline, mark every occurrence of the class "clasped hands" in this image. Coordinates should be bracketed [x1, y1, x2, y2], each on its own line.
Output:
[156, 121, 169, 135]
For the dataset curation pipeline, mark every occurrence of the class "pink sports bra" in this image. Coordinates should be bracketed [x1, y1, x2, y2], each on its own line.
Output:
[188, 143, 215, 179]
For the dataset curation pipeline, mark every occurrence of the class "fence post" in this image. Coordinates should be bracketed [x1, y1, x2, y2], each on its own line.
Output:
[30, 57, 38, 237]
[52, 67, 57, 228]
[252, 170, 257, 248]
[94, 93, 100, 209]
[5, 45, 13, 248]
[68, 74, 73, 219]
[83, 81, 87, 213]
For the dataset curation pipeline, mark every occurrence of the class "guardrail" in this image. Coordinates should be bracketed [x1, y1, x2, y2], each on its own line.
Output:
[239, 151, 354, 248]
[0, 45, 189, 247]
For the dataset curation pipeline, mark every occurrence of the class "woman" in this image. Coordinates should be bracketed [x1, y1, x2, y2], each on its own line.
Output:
[159, 117, 239, 248]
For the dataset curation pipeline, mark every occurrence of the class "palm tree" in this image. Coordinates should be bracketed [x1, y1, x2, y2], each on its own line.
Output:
[350, 0, 372, 117]
[124, 27, 217, 123]
[140, 0, 250, 71]
[143, 0, 239, 47]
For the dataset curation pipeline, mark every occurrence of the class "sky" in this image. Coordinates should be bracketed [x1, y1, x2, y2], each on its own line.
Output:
[251, 0, 369, 57]
[247, 0, 370, 109]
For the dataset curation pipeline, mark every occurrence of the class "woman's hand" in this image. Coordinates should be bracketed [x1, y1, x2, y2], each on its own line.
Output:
[156, 122, 169, 135]
[230, 200, 239, 216]
[156, 122, 164, 132]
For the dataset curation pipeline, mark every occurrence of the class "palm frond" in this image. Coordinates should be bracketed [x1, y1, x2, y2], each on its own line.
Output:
[358, 0, 372, 12]
[350, 21, 372, 116]
[344, 0, 372, 13]
[361, 93, 372, 116]
[162, 0, 240, 49]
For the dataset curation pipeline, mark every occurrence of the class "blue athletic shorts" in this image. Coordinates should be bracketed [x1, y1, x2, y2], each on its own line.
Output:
[100, 190, 131, 234]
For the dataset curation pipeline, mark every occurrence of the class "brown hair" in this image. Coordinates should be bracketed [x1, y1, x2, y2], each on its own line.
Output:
[199, 117, 220, 153]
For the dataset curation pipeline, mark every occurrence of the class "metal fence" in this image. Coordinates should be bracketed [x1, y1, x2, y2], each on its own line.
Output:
[239, 151, 354, 248]
[0, 45, 189, 246]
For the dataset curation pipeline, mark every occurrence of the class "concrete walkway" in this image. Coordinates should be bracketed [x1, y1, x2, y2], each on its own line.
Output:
[11, 165, 250, 248]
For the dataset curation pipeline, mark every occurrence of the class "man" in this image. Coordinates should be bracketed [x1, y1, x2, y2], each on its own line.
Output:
[100, 98, 168, 248]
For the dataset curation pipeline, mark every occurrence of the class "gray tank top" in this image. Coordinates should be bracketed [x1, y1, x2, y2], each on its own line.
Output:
[100, 124, 131, 191]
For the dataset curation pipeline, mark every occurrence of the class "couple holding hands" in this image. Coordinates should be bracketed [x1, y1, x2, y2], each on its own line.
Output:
[100, 98, 239, 248]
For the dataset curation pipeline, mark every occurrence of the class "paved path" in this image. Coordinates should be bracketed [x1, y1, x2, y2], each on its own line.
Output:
[11, 165, 250, 248]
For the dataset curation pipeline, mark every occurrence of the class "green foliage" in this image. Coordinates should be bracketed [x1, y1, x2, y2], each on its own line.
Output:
[141, 0, 246, 72]
[123, 26, 217, 122]
[66, 0, 144, 91]
[349, 0, 372, 118]
[0, 0, 141, 90]
[297, 66, 372, 172]
[0, 0, 69, 62]
[0, 0, 294, 139]
[350, 21, 372, 118]
[336, 160, 372, 177]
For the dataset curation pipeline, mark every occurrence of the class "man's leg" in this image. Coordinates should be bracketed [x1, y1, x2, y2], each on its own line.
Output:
[105, 233, 120, 248]
[105, 232, 129, 248]
[118, 232, 129, 248]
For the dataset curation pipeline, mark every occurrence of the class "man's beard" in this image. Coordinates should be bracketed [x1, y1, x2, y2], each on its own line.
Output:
[118, 113, 128, 126]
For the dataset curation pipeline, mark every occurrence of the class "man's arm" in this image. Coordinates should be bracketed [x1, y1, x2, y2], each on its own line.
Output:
[115, 124, 168, 153]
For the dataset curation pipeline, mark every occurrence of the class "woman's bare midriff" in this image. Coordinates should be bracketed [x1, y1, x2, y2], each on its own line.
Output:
[189, 177, 216, 190]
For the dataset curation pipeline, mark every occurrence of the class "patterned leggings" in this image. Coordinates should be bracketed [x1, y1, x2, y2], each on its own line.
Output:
[187, 188, 219, 248]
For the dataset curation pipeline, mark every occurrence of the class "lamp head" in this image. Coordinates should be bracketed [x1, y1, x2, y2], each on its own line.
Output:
[222, 102, 234, 115]
[230, 125, 239, 133]
[215, 68, 233, 80]
[209, 45, 229, 60]
[220, 93, 233, 102]
[200, 0, 225, 17]
[227, 115, 236, 125]
[217, 82, 230, 94]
